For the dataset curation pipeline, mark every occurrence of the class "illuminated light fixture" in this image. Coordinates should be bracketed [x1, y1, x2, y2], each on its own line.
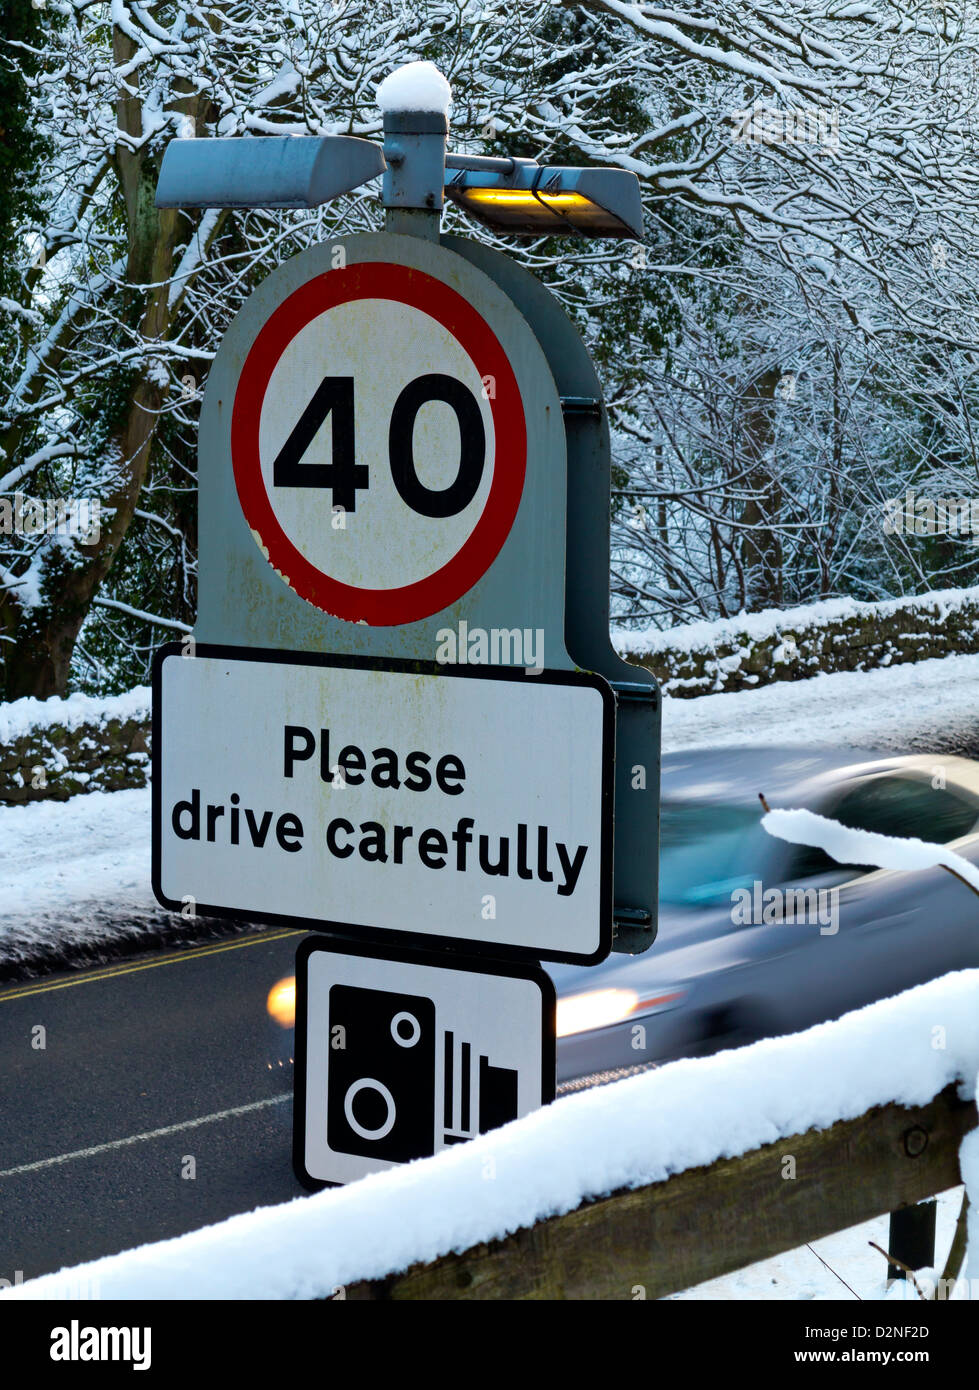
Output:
[444, 157, 643, 240]
[556, 985, 686, 1038]
[153, 133, 642, 242]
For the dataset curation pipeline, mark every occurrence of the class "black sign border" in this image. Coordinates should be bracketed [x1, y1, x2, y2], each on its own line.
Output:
[292, 932, 557, 1191]
[152, 641, 615, 966]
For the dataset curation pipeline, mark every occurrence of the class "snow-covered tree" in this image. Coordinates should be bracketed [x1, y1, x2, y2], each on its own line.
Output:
[6, 0, 979, 691]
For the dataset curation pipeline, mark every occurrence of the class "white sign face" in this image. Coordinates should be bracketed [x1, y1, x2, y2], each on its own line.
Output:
[231, 261, 527, 626]
[259, 301, 495, 590]
[152, 646, 613, 963]
[295, 937, 555, 1187]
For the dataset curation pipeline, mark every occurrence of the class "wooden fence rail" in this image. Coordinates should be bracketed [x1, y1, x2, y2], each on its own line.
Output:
[347, 1084, 975, 1300]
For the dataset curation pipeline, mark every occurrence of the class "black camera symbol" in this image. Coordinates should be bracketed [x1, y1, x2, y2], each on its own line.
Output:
[327, 984, 520, 1164]
[327, 985, 436, 1164]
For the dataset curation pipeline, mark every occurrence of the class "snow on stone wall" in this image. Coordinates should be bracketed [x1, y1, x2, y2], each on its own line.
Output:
[0, 688, 151, 806]
[616, 585, 979, 697]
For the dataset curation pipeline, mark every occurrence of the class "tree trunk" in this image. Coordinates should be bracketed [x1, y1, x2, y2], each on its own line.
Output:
[738, 366, 783, 608]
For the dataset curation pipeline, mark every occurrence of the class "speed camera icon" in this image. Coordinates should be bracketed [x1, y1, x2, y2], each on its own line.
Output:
[327, 984, 522, 1165]
[295, 937, 555, 1188]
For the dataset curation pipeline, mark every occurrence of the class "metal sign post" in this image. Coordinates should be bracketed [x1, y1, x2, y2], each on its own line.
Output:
[153, 63, 660, 1187]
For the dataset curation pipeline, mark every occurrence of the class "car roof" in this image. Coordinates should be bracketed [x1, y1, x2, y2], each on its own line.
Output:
[661, 746, 979, 807]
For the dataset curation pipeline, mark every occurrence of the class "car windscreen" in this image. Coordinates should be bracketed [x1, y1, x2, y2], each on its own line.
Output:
[659, 801, 772, 906]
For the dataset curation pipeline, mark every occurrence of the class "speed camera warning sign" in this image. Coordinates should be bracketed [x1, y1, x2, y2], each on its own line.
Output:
[294, 935, 555, 1188]
[231, 261, 527, 625]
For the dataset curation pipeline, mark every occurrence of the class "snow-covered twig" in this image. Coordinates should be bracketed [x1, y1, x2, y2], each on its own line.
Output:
[92, 597, 191, 634]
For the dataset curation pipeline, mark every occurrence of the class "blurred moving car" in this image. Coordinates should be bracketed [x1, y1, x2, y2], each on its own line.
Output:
[552, 748, 979, 1086]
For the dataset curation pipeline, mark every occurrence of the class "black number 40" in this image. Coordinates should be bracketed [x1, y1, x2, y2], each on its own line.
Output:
[272, 373, 485, 518]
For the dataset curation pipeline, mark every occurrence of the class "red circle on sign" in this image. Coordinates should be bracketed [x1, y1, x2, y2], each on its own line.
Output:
[231, 262, 527, 625]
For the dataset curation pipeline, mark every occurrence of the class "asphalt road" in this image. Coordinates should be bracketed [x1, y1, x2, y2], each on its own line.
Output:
[0, 927, 307, 1282]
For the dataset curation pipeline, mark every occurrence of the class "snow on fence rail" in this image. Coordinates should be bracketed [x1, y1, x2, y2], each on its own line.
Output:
[5, 970, 978, 1301]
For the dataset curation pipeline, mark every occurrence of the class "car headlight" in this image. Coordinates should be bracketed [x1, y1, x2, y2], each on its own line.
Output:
[556, 986, 687, 1038]
[267, 976, 296, 1028]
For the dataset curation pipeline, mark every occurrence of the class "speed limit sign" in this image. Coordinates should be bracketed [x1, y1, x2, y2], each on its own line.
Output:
[231, 261, 527, 626]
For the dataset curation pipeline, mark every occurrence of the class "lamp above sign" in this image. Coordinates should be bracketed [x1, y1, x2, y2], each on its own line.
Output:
[155, 136, 643, 241]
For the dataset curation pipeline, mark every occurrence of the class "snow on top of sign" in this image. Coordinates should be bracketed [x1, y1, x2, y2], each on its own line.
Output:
[5, 967, 979, 1300]
[376, 61, 451, 114]
[762, 806, 979, 896]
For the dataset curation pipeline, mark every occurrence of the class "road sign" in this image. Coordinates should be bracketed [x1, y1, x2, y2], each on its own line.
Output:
[152, 73, 659, 1213]
[195, 232, 568, 666]
[152, 644, 614, 964]
[232, 261, 526, 626]
[158, 99, 660, 973]
[294, 935, 555, 1187]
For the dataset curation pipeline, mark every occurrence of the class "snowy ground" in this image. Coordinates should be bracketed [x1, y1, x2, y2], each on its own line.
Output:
[0, 788, 164, 970]
[663, 648, 979, 757]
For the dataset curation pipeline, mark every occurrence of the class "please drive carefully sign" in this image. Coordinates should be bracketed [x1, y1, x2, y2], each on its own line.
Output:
[152, 644, 614, 964]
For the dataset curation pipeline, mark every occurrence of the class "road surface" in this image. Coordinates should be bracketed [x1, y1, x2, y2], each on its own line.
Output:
[0, 927, 305, 1282]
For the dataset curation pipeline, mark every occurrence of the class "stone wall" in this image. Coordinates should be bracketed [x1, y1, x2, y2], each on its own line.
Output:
[617, 586, 979, 698]
[0, 691, 151, 806]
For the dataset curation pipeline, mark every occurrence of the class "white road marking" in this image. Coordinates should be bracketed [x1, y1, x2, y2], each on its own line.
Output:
[0, 1093, 291, 1179]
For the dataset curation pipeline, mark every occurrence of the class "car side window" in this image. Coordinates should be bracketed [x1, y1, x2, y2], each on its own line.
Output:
[786, 774, 978, 881]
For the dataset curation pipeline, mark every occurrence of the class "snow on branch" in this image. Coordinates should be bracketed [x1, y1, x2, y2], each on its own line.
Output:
[1, 444, 82, 494]
[92, 597, 191, 634]
[0, 297, 43, 326]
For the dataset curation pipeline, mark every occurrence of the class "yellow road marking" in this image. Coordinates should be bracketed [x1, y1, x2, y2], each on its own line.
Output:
[0, 929, 304, 1004]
